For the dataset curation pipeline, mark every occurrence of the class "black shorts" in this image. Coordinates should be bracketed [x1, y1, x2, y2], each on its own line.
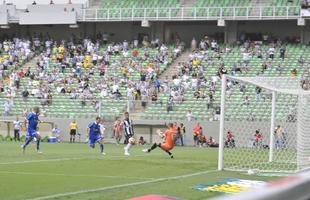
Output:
[14, 129, 20, 135]
[125, 134, 133, 139]
[70, 129, 77, 135]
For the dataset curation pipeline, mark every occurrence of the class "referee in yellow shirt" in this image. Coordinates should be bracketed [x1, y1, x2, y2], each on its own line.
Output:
[69, 120, 78, 143]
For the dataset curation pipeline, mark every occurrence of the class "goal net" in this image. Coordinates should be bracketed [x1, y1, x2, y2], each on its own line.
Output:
[218, 75, 310, 173]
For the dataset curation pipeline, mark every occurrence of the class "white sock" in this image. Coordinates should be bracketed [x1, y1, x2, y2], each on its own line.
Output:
[125, 143, 132, 151]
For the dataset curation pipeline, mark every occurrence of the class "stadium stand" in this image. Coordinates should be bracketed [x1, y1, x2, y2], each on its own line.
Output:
[262, 0, 300, 16]
[142, 40, 309, 121]
[0, 32, 308, 122]
[0, 1, 306, 121]
[2, 2, 310, 200]
[0, 33, 308, 122]
[0, 37, 183, 119]
[0, 0, 302, 21]
[100, 0, 179, 8]
[193, 0, 252, 17]
[190, 0, 300, 17]
[97, 0, 180, 18]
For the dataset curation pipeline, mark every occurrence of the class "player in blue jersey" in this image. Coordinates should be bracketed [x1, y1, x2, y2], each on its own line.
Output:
[21, 107, 42, 154]
[87, 116, 106, 155]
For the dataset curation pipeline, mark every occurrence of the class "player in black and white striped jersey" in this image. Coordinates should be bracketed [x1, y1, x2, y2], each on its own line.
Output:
[123, 112, 134, 156]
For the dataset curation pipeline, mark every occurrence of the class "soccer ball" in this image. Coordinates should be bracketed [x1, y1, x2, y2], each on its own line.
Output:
[128, 137, 135, 144]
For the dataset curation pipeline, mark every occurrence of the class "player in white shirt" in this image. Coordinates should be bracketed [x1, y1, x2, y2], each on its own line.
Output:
[123, 112, 135, 156]
[13, 117, 22, 142]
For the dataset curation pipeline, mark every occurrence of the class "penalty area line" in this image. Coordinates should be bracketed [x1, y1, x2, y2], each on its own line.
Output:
[28, 170, 218, 200]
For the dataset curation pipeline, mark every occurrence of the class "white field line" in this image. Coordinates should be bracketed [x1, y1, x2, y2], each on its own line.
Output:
[28, 170, 218, 200]
[0, 154, 161, 165]
[0, 171, 154, 180]
[0, 154, 210, 165]
[104, 158, 210, 164]
[0, 157, 90, 165]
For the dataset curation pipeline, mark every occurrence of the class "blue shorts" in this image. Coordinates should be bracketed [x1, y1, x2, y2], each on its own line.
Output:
[26, 131, 39, 139]
[89, 134, 102, 146]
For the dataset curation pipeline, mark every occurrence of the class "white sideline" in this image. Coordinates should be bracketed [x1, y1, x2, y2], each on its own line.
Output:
[0, 171, 154, 180]
[28, 170, 218, 200]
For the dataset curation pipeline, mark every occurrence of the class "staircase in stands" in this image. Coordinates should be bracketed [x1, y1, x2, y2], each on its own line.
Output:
[130, 50, 191, 120]
[250, 0, 270, 16]
[177, 0, 197, 17]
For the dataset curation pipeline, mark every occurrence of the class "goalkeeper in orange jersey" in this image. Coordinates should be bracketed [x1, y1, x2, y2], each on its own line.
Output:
[142, 123, 175, 158]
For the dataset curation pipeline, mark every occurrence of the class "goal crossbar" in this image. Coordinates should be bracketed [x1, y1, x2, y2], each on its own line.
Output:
[226, 76, 310, 95]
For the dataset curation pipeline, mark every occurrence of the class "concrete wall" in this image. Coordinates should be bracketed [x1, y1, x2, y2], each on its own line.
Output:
[19, 12, 77, 25]
[237, 20, 301, 40]
[0, 24, 83, 40]
[0, 22, 153, 42]
[225, 21, 238, 44]
[164, 21, 224, 44]
[0, 20, 305, 44]
[0, 5, 15, 25]
[5, 0, 88, 9]
[0, 115, 297, 149]
[301, 22, 310, 44]
[0, 117, 220, 146]
[225, 121, 297, 148]
[0, 10, 8, 25]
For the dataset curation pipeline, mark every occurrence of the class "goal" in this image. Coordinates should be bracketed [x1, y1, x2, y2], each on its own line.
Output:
[218, 75, 310, 173]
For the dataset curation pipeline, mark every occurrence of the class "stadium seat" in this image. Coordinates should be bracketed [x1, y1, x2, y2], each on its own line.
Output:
[142, 44, 309, 121]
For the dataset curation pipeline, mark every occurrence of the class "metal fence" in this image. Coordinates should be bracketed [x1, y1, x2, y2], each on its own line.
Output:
[80, 6, 301, 21]
[3, 6, 301, 23]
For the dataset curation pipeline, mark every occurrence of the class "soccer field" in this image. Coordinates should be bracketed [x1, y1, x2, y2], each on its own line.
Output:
[0, 142, 277, 200]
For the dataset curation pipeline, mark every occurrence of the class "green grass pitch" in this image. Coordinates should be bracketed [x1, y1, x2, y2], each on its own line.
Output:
[0, 142, 277, 200]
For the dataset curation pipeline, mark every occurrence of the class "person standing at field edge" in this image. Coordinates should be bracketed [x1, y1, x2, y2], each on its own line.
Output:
[69, 120, 78, 143]
[193, 123, 201, 146]
[13, 116, 22, 141]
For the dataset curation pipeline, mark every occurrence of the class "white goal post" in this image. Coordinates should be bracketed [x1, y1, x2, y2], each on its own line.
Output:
[218, 75, 310, 173]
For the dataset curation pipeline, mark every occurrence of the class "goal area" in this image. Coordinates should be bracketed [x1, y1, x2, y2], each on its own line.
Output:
[218, 75, 310, 173]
